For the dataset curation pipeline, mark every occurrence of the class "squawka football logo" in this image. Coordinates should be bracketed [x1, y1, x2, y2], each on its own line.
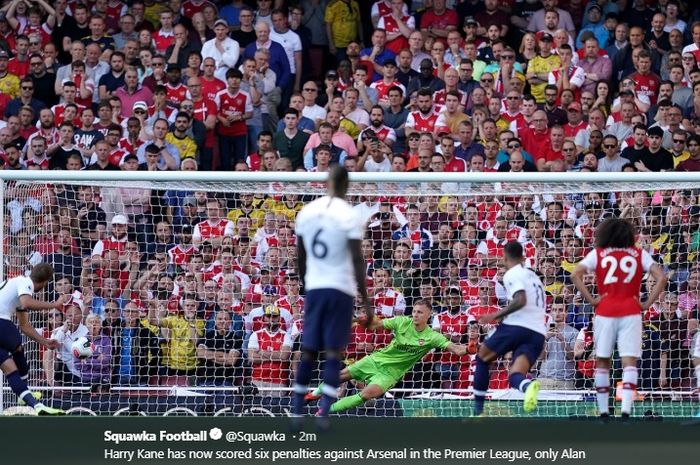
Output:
[418, 339, 425, 346]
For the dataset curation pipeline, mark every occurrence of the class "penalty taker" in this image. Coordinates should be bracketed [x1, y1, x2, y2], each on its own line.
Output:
[306, 300, 469, 413]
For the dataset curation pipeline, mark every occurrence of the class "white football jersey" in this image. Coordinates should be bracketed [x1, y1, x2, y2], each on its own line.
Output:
[501, 264, 547, 335]
[295, 195, 364, 296]
[0, 276, 34, 321]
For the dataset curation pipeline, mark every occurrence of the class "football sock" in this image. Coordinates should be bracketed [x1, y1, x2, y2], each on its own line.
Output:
[621, 366, 637, 415]
[594, 368, 610, 415]
[292, 355, 314, 415]
[695, 365, 700, 402]
[472, 356, 490, 415]
[329, 393, 364, 413]
[6, 371, 38, 408]
[291, 383, 308, 415]
[508, 372, 531, 393]
[318, 358, 342, 416]
[12, 350, 30, 378]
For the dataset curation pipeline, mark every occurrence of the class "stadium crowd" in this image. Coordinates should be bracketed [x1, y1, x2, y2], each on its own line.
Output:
[0, 0, 699, 397]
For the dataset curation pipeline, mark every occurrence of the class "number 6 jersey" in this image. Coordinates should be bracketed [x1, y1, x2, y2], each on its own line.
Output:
[295, 196, 364, 297]
[578, 247, 656, 318]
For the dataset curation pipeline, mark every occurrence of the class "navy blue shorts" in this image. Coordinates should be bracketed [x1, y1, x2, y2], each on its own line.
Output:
[0, 319, 22, 363]
[483, 323, 545, 366]
[301, 289, 354, 352]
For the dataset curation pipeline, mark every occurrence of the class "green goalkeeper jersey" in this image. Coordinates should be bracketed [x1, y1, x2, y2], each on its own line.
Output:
[370, 316, 450, 378]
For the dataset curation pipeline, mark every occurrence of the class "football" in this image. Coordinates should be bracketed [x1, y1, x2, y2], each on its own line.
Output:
[71, 337, 94, 359]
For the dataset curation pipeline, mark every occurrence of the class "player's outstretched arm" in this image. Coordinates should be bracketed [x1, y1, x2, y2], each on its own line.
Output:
[17, 311, 59, 348]
[640, 264, 668, 310]
[479, 290, 527, 324]
[446, 343, 468, 357]
[570, 265, 600, 306]
[356, 315, 384, 332]
[18, 294, 69, 311]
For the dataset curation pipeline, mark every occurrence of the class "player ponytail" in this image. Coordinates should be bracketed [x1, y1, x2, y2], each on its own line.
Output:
[594, 218, 636, 249]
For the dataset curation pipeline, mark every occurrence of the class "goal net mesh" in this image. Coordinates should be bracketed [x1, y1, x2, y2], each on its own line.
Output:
[1, 176, 699, 418]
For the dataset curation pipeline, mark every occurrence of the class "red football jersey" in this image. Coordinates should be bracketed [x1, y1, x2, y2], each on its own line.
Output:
[200, 76, 226, 101]
[248, 329, 291, 383]
[182, 0, 215, 17]
[433, 88, 467, 107]
[168, 244, 196, 266]
[369, 79, 406, 101]
[380, 15, 411, 54]
[192, 98, 218, 148]
[579, 247, 655, 317]
[629, 72, 661, 105]
[215, 89, 253, 137]
[458, 279, 481, 306]
[7, 58, 28, 78]
[406, 110, 439, 133]
[165, 83, 188, 106]
[152, 30, 175, 54]
[193, 219, 234, 242]
[432, 311, 471, 364]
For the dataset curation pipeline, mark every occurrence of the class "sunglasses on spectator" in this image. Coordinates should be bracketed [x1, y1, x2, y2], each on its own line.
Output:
[507, 143, 520, 149]
[673, 139, 685, 143]
[480, 78, 493, 83]
[603, 144, 616, 149]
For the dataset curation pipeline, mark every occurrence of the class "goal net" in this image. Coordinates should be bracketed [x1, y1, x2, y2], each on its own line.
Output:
[1, 171, 698, 418]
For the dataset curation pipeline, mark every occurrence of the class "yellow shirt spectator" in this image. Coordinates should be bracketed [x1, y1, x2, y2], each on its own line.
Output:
[0, 71, 20, 99]
[159, 314, 205, 372]
[672, 150, 689, 168]
[325, 0, 361, 48]
[273, 199, 304, 223]
[527, 54, 560, 103]
[166, 132, 197, 159]
[228, 207, 266, 233]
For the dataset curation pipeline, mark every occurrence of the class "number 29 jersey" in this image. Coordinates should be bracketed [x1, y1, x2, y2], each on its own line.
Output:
[502, 264, 547, 335]
[295, 196, 364, 297]
[578, 247, 655, 318]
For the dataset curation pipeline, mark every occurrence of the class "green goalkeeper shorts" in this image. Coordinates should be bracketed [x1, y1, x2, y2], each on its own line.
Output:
[347, 355, 401, 393]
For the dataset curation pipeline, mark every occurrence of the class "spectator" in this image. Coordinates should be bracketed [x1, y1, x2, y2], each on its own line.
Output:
[655, 292, 690, 389]
[247, 305, 292, 397]
[273, 108, 310, 170]
[201, 19, 241, 82]
[676, 135, 700, 171]
[432, 286, 471, 389]
[148, 298, 205, 386]
[243, 21, 290, 91]
[538, 298, 578, 389]
[197, 310, 243, 386]
[76, 313, 113, 388]
[598, 134, 630, 172]
[44, 303, 88, 386]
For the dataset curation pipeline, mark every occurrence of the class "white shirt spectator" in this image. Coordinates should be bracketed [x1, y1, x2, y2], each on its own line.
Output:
[269, 28, 302, 74]
[201, 37, 241, 82]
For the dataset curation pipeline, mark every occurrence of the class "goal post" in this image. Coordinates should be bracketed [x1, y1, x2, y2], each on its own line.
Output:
[0, 170, 698, 418]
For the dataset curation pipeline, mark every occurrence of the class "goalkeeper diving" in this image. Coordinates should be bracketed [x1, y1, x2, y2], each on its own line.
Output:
[305, 299, 469, 413]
